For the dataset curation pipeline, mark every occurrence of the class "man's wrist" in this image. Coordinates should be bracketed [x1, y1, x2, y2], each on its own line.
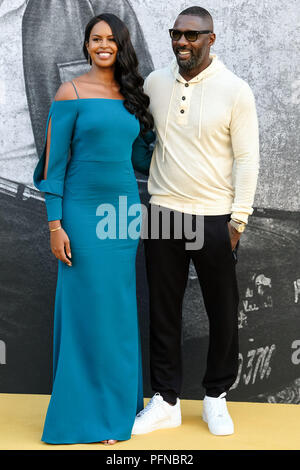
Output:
[230, 218, 246, 233]
[230, 211, 249, 225]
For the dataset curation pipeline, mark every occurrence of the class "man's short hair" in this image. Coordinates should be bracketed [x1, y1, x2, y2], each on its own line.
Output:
[179, 6, 213, 22]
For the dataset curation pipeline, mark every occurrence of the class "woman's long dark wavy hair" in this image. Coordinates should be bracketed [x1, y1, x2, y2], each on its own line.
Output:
[83, 14, 153, 133]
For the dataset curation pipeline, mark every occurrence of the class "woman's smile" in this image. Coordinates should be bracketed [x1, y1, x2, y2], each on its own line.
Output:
[96, 51, 113, 60]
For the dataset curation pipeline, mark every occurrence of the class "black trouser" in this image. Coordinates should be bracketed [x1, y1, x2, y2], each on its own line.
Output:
[143, 204, 240, 403]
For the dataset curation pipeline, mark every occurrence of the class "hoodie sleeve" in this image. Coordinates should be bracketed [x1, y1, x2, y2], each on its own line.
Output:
[33, 100, 78, 221]
[131, 129, 156, 176]
[230, 81, 260, 224]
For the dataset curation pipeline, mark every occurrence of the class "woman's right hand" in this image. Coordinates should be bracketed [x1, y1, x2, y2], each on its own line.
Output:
[49, 222, 72, 266]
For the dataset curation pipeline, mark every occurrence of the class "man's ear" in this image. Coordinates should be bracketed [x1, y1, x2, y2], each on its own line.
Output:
[209, 33, 216, 46]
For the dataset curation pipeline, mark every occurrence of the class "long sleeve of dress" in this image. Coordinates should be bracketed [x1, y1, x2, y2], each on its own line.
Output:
[33, 100, 78, 221]
[131, 129, 156, 176]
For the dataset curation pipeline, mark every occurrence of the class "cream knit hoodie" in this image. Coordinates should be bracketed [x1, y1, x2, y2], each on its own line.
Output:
[144, 54, 259, 224]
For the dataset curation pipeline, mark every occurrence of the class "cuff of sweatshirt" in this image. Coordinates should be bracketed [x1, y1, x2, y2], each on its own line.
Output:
[231, 211, 250, 225]
[44, 193, 62, 222]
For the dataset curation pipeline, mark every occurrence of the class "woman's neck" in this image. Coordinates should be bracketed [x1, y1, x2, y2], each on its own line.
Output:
[87, 65, 116, 86]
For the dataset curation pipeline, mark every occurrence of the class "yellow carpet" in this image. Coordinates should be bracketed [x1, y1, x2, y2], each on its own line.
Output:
[0, 393, 299, 450]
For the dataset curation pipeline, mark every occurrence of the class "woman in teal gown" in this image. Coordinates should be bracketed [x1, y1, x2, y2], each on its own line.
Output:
[33, 14, 154, 445]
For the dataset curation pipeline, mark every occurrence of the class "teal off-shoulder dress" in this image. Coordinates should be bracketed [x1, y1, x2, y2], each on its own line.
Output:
[33, 94, 154, 444]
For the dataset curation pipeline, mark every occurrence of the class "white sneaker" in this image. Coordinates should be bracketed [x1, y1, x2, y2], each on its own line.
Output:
[202, 392, 234, 435]
[132, 393, 182, 435]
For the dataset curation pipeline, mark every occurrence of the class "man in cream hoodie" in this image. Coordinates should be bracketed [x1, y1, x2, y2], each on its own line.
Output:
[133, 6, 259, 436]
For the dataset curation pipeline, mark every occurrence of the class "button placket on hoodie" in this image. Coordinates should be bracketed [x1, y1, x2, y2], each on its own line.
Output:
[176, 82, 190, 126]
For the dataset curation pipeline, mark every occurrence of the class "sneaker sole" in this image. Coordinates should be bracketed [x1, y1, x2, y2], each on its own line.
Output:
[202, 414, 234, 435]
[132, 420, 182, 435]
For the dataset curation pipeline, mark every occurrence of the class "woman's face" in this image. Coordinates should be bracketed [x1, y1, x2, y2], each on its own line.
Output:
[86, 21, 118, 68]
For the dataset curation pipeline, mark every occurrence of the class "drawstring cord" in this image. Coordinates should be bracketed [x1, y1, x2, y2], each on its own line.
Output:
[198, 81, 204, 139]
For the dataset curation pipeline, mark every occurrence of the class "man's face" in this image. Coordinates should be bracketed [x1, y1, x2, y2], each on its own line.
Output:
[171, 15, 214, 72]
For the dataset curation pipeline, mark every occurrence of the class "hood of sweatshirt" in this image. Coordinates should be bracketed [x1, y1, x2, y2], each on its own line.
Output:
[161, 54, 226, 161]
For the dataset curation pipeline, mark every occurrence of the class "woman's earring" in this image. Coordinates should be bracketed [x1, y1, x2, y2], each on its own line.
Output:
[88, 53, 92, 65]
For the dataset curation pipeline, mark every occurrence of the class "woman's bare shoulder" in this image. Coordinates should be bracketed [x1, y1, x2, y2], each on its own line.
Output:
[54, 82, 78, 101]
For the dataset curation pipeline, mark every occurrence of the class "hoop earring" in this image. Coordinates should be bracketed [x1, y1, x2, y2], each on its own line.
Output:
[87, 53, 92, 65]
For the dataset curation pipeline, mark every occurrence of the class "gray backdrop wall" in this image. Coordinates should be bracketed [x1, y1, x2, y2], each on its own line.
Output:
[0, 0, 299, 404]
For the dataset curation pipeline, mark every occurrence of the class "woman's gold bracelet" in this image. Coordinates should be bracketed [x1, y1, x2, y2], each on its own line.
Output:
[49, 225, 62, 232]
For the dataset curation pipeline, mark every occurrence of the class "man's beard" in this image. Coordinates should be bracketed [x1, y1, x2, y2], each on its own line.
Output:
[176, 49, 204, 72]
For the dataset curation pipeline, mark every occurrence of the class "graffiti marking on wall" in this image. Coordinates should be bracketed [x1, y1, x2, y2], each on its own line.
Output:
[238, 273, 273, 329]
[263, 378, 300, 404]
[238, 309, 248, 329]
[230, 344, 276, 390]
[291, 340, 300, 365]
[294, 279, 300, 303]
[0, 340, 6, 365]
